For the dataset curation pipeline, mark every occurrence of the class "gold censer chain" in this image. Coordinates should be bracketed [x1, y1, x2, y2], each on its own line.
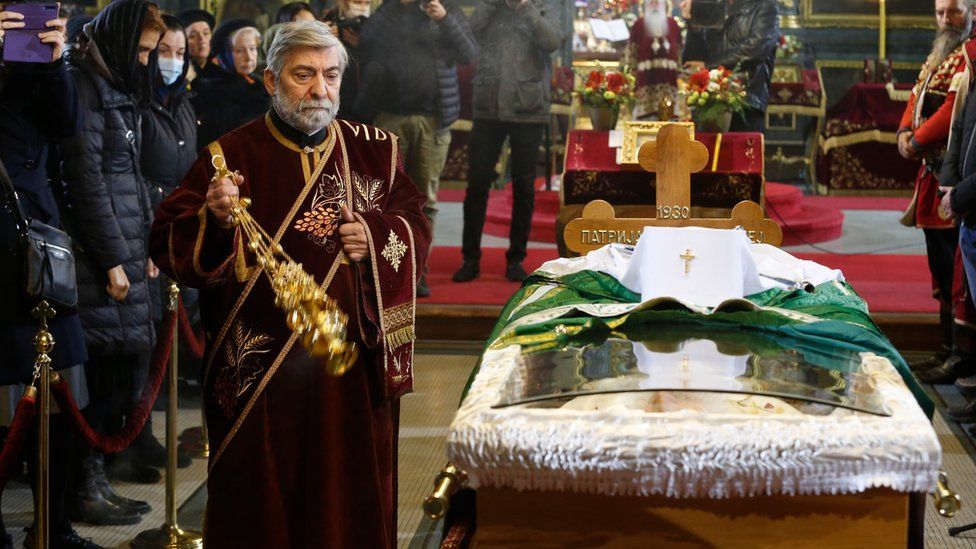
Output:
[211, 154, 358, 376]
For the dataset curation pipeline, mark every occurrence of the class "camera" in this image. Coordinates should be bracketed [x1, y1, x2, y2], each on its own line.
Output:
[337, 15, 368, 34]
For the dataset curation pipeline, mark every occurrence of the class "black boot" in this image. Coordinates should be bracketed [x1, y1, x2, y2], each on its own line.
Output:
[134, 422, 190, 469]
[452, 260, 480, 282]
[106, 449, 161, 484]
[907, 345, 951, 372]
[89, 452, 150, 515]
[956, 373, 976, 394]
[417, 276, 431, 298]
[71, 454, 142, 526]
[916, 353, 976, 384]
[24, 526, 104, 549]
[946, 398, 976, 422]
[505, 261, 528, 283]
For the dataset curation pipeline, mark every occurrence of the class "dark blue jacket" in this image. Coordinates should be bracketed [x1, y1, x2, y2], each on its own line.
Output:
[0, 59, 88, 383]
[358, 0, 477, 128]
[942, 86, 976, 224]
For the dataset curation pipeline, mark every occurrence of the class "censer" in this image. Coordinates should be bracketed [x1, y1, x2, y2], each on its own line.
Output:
[211, 154, 358, 376]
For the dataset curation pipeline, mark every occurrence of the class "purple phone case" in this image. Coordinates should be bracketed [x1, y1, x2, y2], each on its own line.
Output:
[2, 3, 59, 63]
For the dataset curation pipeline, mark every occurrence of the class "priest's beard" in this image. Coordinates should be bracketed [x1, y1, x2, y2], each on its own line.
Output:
[929, 19, 972, 69]
[273, 87, 338, 135]
[643, 4, 669, 39]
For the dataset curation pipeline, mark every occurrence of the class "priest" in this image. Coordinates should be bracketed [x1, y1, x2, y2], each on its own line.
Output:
[626, 0, 683, 119]
[149, 21, 430, 548]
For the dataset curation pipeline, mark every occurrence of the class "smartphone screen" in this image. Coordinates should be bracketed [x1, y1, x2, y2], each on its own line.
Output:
[2, 3, 61, 64]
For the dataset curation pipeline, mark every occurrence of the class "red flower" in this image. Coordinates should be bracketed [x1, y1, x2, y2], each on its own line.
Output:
[585, 70, 604, 89]
[689, 69, 710, 91]
[606, 71, 625, 93]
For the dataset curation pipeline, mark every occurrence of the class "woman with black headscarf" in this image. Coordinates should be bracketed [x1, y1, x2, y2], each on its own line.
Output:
[190, 18, 270, 147]
[59, 0, 166, 527]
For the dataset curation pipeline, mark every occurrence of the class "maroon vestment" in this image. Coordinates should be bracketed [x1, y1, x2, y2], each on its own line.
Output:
[150, 114, 430, 548]
[627, 16, 683, 119]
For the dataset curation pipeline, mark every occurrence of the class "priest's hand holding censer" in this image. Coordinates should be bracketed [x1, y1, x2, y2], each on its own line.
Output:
[207, 154, 358, 376]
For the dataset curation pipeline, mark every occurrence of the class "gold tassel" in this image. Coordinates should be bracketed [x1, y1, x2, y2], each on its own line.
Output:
[386, 325, 416, 350]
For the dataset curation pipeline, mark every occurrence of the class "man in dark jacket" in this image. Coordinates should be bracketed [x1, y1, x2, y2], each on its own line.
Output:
[680, 0, 779, 131]
[452, 0, 562, 284]
[60, 0, 166, 526]
[0, 7, 101, 547]
[359, 0, 477, 296]
[938, 37, 976, 421]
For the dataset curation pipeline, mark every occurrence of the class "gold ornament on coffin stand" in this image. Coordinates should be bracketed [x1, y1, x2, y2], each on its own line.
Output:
[211, 154, 358, 376]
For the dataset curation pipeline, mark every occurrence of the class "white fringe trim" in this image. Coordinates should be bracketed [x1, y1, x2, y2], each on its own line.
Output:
[448, 346, 942, 498]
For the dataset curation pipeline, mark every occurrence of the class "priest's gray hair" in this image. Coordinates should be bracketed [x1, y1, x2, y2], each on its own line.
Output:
[266, 20, 348, 80]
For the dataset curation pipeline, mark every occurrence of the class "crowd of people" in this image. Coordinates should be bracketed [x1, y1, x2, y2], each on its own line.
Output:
[0, 0, 563, 546]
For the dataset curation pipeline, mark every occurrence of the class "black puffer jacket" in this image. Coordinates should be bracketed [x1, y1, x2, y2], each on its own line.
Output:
[61, 41, 155, 356]
[358, 0, 477, 128]
[469, 0, 563, 124]
[142, 86, 197, 210]
[684, 0, 779, 111]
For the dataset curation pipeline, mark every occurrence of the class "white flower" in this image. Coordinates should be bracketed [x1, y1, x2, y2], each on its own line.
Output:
[706, 81, 721, 92]
[708, 69, 722, 81]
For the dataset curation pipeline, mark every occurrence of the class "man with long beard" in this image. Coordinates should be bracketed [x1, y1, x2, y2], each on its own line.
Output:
[899, 0, 976, 385]
[627, 0, 683, 119]
[149, 21, 430, 547]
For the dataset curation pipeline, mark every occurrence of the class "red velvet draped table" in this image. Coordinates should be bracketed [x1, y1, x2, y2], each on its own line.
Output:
[558, 129, 764, 254]
[815, 82, 921, 194]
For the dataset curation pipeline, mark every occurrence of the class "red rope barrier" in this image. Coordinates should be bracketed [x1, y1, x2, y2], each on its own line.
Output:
[178, 298, 205, 360]
[51, 307, 176, 454]
[0, 390, 37, 492]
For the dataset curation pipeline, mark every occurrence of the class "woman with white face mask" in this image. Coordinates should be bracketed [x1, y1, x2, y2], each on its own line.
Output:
[142, 15, 197, 211]
[139, 15, 202, 415]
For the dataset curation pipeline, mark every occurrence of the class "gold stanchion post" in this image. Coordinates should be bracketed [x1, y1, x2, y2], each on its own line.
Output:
[200, 407, 208, 459]
[32, 301, 56, 549]
[131, 282, 203, 548]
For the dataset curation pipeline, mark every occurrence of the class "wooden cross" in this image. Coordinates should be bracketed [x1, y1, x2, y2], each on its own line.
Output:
[638, 124, 709, 219]
[680, 248, 696, 275]
[562, 124, 783, 255]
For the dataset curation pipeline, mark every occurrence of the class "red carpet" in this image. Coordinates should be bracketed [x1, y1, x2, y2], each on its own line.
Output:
[438, 179, 558, 243]
[425, 246, 559, 305]
[424, 247, 935, 314]
[766, 183, 844, 246]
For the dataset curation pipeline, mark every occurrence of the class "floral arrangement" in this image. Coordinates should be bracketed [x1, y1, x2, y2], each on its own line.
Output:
[576, 66, 637, 111]
[776, 34, 803, 62]
[685, 66, 747, 127]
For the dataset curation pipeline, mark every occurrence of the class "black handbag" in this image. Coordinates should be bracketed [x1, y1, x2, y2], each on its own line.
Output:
[0, 157, 78, 309]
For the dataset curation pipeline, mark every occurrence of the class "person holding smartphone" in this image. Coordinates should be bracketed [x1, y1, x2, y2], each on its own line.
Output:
[452, 0, 562, 284]
[357, 0, 477, 297]
[0, 5, 105, 548]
